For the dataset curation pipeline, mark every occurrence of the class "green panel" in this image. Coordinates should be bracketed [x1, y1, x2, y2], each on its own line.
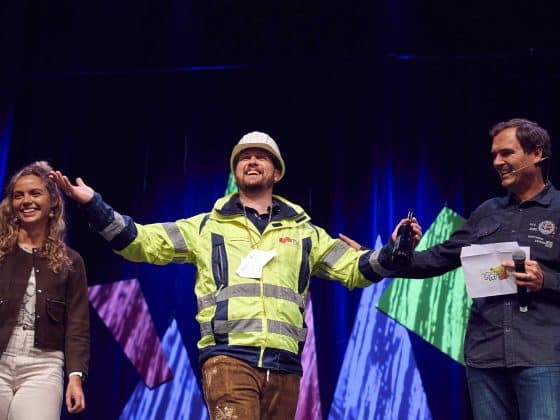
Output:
[376, 207, 472, 365]
[224, 171, 238, 196]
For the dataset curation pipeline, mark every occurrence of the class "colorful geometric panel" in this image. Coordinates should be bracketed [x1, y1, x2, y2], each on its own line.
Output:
[329, 236, 432, 420]
[120, 319, 209, 420]
[88, 278, 173, 388]
[376, 207, 471, 364]
[295, 293, 322, 420]
[224, 171, 238, 195]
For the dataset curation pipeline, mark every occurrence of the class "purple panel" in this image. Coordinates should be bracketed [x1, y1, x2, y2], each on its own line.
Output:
[295, 293, 323, 420]
[328, 237, 432, 420]
[89, 278, 172, 388]
[120, 319, 209, 420]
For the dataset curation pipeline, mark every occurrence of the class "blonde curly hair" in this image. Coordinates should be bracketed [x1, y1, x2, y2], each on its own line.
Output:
[0, 161, 71, 273]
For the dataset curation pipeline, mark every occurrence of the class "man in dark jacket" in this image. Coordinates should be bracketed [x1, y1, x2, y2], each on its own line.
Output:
[364, 118, 560, 419]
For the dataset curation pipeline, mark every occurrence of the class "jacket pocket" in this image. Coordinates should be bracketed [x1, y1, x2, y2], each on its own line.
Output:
[297, 237, 312, 294]
[46, 298, 66, 324]
[211, 233, 229, 288]
[474, 222, 501, 241]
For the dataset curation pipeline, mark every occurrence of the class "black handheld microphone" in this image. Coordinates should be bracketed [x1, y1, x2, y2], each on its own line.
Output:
[512, 249, 528, 313]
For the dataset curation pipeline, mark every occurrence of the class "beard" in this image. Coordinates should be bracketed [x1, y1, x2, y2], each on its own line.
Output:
[235, 174, 275, 194]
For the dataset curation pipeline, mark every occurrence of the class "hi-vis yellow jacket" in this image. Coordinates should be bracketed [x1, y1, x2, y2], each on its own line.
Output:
[83, 192, 382, 374]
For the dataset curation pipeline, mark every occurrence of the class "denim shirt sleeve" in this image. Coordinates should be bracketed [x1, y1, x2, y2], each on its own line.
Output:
[540, 265, 560, 291]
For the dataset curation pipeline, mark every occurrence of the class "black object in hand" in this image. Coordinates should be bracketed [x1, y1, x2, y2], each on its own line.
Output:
[392, 211, 414, 266]
[512, 249, 528, 312]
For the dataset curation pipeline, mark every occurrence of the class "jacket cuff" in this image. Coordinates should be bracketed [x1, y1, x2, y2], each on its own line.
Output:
[79, 192, 115, 232]
[368, 246, 398, 278]
[79, 192, 137, 250]
[358, 250, 384, 282]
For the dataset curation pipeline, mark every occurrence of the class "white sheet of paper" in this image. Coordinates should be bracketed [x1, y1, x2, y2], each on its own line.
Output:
[460, 242, 530, 299]
[236, 249, 277, 279]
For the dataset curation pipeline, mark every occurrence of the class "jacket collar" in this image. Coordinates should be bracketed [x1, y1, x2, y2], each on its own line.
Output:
[213, 193, 306, 222]
[507, 181, 555, 207]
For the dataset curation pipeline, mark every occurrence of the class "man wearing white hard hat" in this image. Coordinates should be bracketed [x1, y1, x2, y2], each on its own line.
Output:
[50, 131, 388, 419]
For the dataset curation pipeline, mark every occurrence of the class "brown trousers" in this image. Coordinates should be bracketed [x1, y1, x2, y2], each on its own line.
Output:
[202, 355, 301, 420]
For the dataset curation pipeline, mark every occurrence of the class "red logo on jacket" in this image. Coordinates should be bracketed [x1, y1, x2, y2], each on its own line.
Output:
[279, 236, 297, 245]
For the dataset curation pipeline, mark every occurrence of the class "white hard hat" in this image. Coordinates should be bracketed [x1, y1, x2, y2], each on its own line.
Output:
[230, 131, 285, 180]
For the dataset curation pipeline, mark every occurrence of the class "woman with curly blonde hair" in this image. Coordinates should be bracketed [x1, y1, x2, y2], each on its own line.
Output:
[0, 161, 89, 419]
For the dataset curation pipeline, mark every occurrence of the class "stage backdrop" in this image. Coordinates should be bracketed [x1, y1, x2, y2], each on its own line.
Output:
[4, 2, 560, 419]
